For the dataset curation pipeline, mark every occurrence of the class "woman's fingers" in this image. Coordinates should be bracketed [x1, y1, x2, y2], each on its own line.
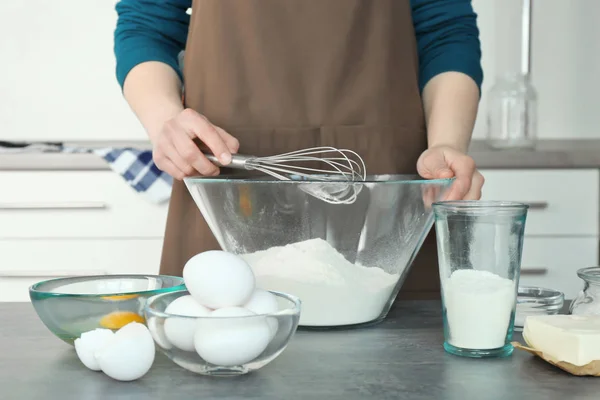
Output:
[179, 109, 233, 165]
[215, 126, 240, 154]
[168, 119, 220, 176]
[152, 146, 188, 181]
[158, 129, 196, 175]
[463, 170, 485, 200]
[149, 108, 240, 179]
[445, 155, 475, 201]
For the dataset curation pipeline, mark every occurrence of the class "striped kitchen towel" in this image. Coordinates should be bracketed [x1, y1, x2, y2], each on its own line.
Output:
[79, 147, 173, 204]
[0, 141, 173, 204]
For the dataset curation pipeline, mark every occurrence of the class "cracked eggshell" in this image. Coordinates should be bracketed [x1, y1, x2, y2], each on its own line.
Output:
[96, 322, 155, 382]
[74, 328, 115, 371]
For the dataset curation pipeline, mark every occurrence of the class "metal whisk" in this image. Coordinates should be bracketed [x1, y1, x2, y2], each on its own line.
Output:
[204, 146, 367, 204]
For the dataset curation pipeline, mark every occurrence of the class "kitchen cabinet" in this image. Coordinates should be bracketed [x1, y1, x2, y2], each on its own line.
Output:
[479, 168, 599, 299]
[0, 0, 147, 141]
[479, 169, 599, 236]
[0, 171, 168, 238]
[518, 237, 596, 300]
[0, 238, 163, 302]
[0, 171, 168, 302]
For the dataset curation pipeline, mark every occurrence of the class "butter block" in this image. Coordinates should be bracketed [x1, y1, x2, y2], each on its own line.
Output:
[523, 315, 600, 366]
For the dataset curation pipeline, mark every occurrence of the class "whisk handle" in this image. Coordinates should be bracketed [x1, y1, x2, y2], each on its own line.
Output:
[203, 153, 254, 170]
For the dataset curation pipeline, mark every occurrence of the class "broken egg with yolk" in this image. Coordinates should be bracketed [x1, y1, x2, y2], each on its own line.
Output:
[100, 311, 145, 330]
[101, 294, 139, 301]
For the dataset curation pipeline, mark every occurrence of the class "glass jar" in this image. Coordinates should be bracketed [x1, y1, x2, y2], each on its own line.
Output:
[486, 73, 537, 149]
[569, 267, 600, 316]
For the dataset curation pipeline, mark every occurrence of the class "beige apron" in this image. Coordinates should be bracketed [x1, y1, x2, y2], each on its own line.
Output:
[159, 0, 441, 300]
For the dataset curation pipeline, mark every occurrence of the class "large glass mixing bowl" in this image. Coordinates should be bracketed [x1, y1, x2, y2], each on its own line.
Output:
[184, 174, 453, 329]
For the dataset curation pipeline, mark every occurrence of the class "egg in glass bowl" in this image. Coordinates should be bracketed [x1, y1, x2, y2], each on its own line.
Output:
[29, 274, 185, 345]
[144, 288, 301, 376]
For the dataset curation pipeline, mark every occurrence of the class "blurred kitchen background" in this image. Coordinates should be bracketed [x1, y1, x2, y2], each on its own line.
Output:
[0, 0, 598, 301]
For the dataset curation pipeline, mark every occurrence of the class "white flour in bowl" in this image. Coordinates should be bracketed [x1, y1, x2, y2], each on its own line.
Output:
[443, 269, 516, 350]
[240, 238, 399, 326]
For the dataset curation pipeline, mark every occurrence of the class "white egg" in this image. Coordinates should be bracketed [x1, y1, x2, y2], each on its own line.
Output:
[194, 307, 271, 367]
[183, 250, 255, 309]
[163, 295, 211, 351]
[74, 328, 115, 371]
[244, 289, 280, 340]
[96, 322, 155, 382]
[147, 316, 173, 350]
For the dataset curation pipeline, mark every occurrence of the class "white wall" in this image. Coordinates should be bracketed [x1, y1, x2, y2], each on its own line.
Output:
[0, 1, 598, 141]
[0, 1, 147, 142]
[473, 0, 600, 139]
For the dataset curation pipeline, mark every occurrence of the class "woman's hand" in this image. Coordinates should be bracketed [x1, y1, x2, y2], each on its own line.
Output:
[416, 145, 484, 201]
[150, 108, 240, 180]
[120, 62, 239, 179]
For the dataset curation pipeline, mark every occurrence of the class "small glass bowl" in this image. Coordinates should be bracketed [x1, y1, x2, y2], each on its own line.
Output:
[514, 286, 565, 330]
[29, 274, 185, 344]
[144, 289, 301, 376]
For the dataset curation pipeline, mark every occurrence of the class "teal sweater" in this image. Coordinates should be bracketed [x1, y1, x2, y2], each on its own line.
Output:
[114, 0, 483, 93]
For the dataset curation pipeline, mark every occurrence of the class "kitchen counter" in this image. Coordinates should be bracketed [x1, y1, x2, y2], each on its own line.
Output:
[469, 139, 600, 169]
[1, 301, 596, 400]
[0, 141, 152, 171]
[2, 139, 600, 170]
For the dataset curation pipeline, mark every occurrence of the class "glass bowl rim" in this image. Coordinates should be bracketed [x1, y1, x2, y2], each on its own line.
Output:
[517, 285, 565, 303]
[29, 274, 186, 298]
[184, 173, 454, 185]
[432, 200, 529, 210]
[576, 266, 600, 284]
[144, 289, 302, 319]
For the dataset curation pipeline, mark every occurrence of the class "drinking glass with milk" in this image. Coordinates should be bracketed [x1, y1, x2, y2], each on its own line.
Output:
[432, 201, 529, 358]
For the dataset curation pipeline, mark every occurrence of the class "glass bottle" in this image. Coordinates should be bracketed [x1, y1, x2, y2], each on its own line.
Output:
[570, 267, 600, 316]
[486, 73, 537, 149]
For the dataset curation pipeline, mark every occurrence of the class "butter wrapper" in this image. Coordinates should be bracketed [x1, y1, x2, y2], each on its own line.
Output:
[512, 340, 600, 377]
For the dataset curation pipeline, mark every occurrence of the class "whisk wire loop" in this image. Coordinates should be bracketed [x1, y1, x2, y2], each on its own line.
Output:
[204, 146, 367, 204]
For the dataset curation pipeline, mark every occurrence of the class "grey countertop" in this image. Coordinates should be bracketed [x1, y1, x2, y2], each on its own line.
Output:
[1, 301, 597, 400]
[468, 139, 600, 169]
[2, 139, 600, 171]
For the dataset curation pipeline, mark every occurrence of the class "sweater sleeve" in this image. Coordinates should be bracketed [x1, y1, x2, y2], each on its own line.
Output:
[411, 0, 484, 93]
[113, 0, 192, 89]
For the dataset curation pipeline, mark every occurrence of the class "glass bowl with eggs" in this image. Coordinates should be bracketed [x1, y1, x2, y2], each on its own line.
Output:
[144, 250, 302, 376]
[29, 274, 185, 344]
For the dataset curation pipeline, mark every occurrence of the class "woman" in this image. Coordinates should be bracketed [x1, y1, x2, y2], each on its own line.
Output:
[114, 0, 484, 300]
